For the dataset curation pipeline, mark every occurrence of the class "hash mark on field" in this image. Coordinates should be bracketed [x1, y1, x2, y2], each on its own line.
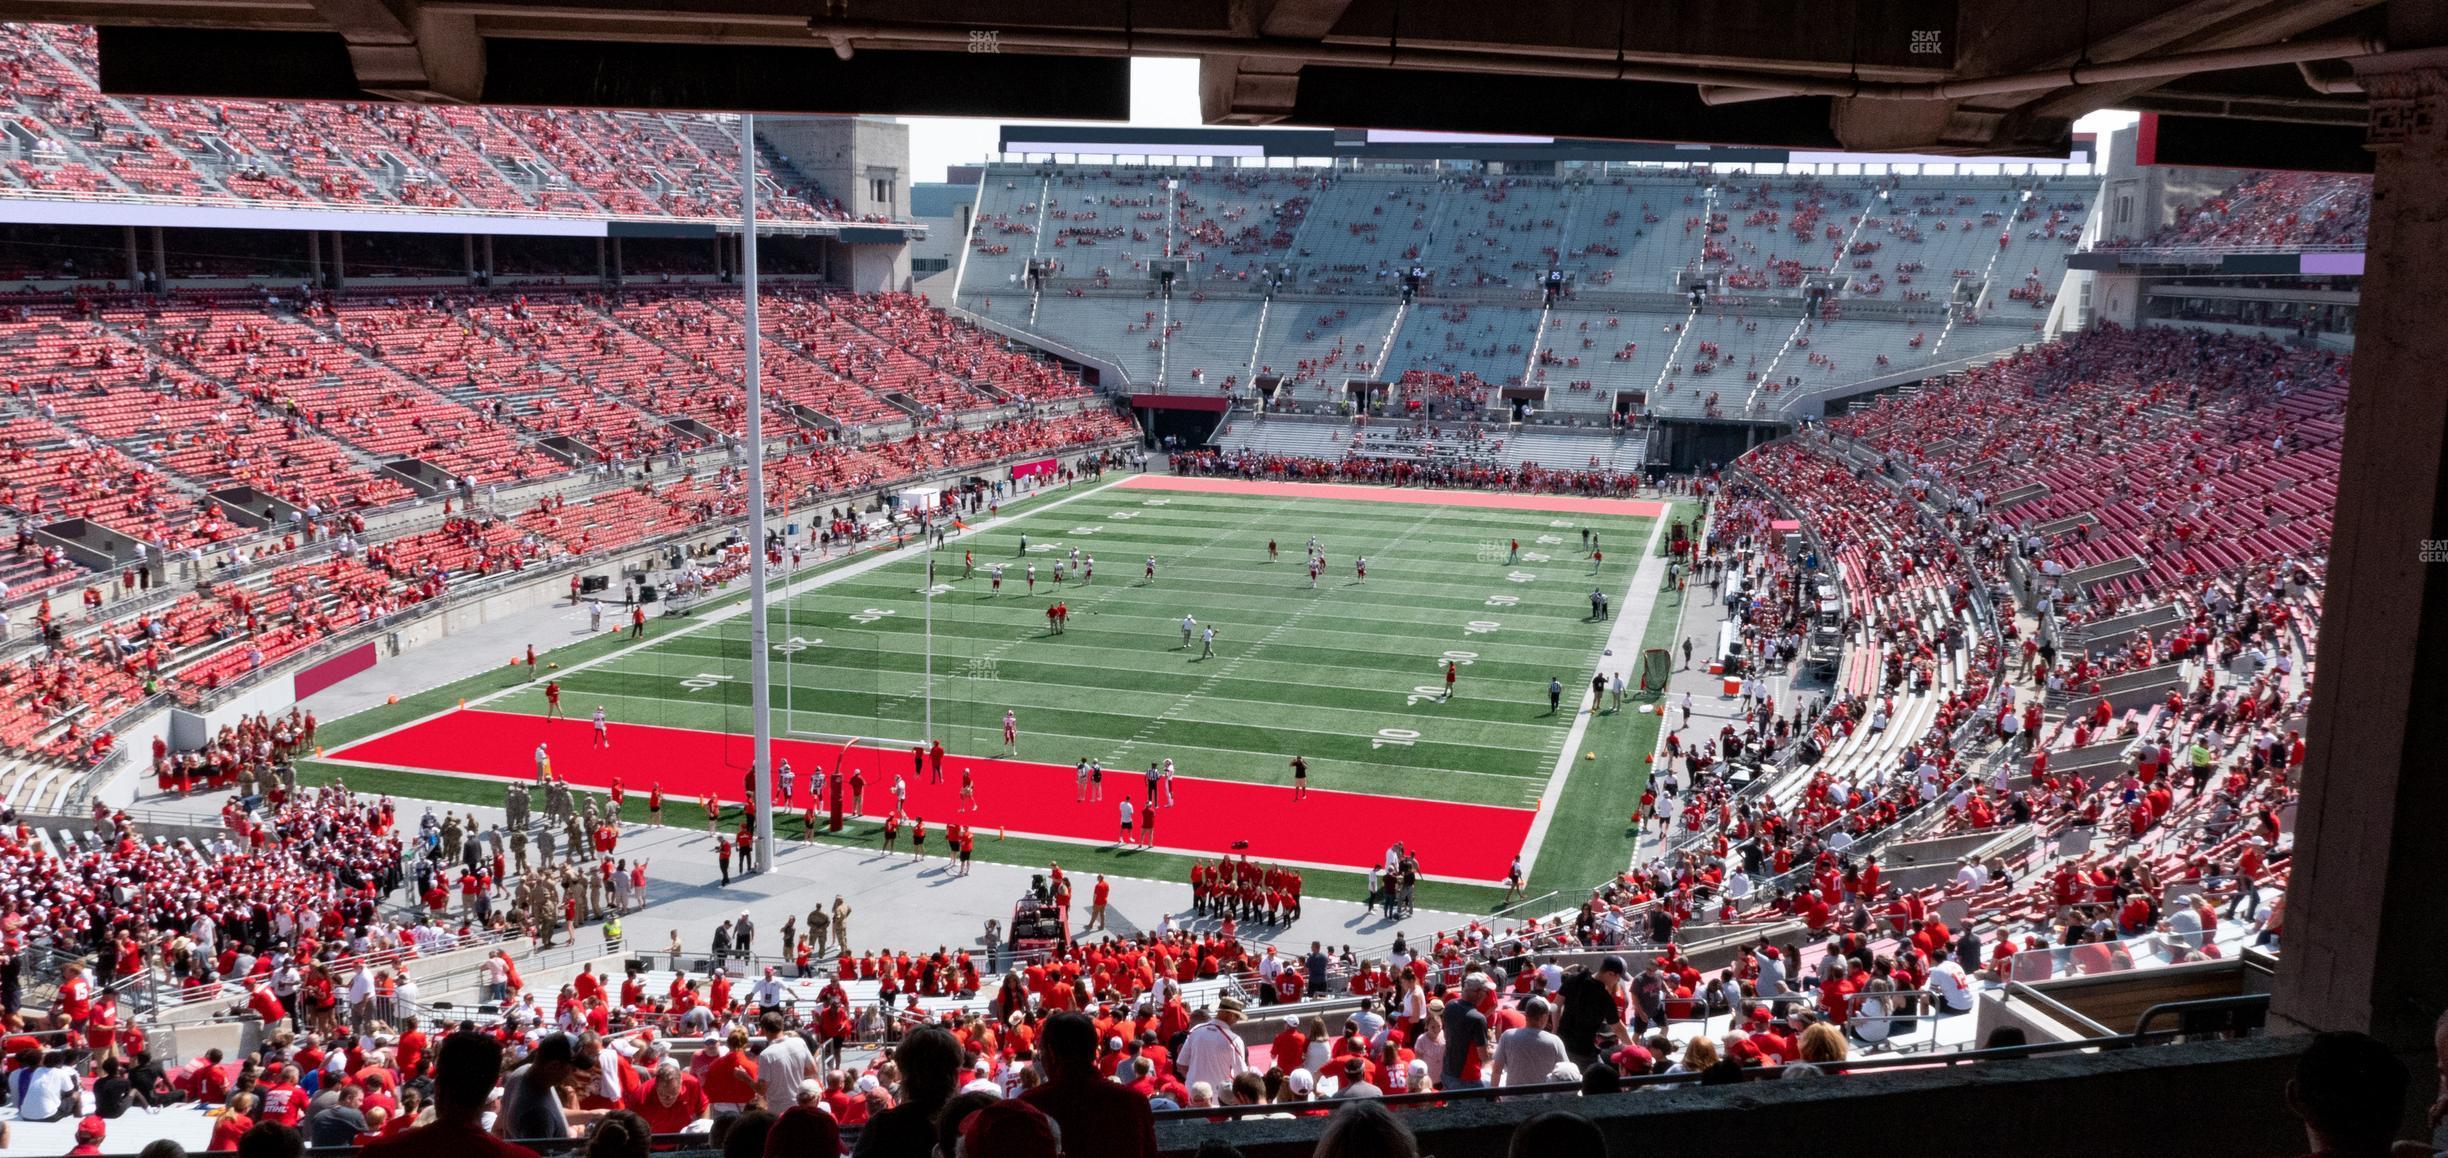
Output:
[1113, 509, 1439, 765]
[878, 499, 1289, 729]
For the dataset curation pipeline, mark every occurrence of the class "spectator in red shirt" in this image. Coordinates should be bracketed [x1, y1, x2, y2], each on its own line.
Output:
[396, 1019, 428, 1080]
[1019, 1012, 1158, 1158]
[1271, 1020, 1309, 1076]
[207, 1093, 257, 1153]
[629, 1059, 707, 1134]
[699, 1028, 759, 1113]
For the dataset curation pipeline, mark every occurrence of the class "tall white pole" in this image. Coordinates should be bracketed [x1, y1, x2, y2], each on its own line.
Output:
[742, 113, 775, 873]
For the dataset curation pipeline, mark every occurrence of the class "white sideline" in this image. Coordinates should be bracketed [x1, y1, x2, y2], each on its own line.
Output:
[1514, 515, 1673, 876]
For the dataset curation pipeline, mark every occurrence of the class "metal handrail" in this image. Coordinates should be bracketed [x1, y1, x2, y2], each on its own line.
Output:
[2089, 242, 2361, 258]
[2129, 994, 2270, 1045]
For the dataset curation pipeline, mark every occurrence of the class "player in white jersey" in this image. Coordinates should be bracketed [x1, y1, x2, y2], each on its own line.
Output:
[592, 706, 611, 748]
[1308, 555, 1322, 588]
[1180, 614, 1198, 649]
[1144, 554, 1157, 583]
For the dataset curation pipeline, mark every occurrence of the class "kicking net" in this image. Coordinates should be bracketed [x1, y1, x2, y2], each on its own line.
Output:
[1638, 647, 1673, 693]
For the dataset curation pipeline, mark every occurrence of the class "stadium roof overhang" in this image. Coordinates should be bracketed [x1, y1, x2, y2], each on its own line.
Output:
[0, 0, 2427, 169]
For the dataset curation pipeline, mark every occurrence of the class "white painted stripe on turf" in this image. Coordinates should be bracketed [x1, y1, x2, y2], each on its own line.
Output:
[1513, 515, 1672, 877]
[1111, 507, 1438, 766]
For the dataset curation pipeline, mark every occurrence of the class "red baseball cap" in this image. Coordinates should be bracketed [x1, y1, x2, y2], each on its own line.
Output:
[960, 1099, 1059, 1158]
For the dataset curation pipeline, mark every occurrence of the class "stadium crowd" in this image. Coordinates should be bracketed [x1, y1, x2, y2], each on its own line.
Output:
[2099, 171, 2371, 251]
[1172, 449, 1647, 497]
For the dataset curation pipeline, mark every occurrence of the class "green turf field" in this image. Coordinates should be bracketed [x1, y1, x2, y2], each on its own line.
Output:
[304, 477, 1694, 911]
[496, 485, 1654, 804]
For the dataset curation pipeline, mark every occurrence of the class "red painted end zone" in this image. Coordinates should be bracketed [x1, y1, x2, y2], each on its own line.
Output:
[1119, 474, 1666, 517]
[330, 709, 1532, 880]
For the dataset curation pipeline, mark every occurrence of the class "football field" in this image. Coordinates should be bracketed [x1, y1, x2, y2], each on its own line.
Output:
[330, 475, 1683, 892]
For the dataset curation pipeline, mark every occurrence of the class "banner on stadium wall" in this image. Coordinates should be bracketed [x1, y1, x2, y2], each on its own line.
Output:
[294, 642, 378, 699]
[1011, 458, 1058, 480]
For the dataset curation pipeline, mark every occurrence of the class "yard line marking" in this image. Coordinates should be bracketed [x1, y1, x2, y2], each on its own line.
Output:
[1514, 515, 1672, 874]
[597, 656, 1586, 734]
[869, 495, 1292, 732]
[1111, 507, 1442, 767]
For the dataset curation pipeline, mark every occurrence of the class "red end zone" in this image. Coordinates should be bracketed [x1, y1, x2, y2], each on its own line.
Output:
[1120, 474, 1667, 518]
[329, 709, 1533, 881]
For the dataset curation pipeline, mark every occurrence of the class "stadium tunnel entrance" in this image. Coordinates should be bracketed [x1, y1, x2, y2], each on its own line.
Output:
[1649, 417, 1785, 474]
[1131, 393, 1229, 449]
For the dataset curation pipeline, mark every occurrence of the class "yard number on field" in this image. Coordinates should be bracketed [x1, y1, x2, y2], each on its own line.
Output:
[680, 672, 734, 693]
[1372, 728, 1421, 749]
[850, 608, 896, 624]
[1464, 620, 1501, 635]
[772, 636, 823, 655]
